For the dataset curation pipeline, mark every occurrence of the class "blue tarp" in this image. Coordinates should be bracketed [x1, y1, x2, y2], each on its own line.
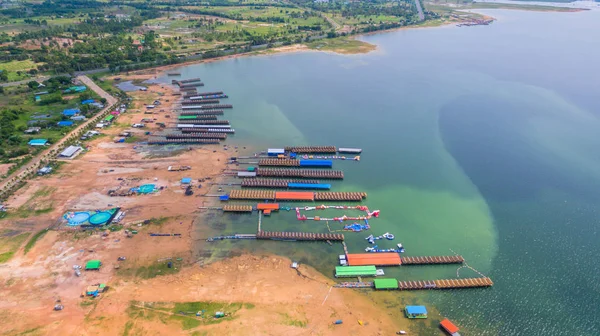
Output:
[405, 306, 427, 315]
[57, 121, 74, 126]
[299, 160, 332, 167]
[81, 99, 95, 104]
[219, 195, 229, 201]
[287, 183, 331, 190]
[181, 177, 192, 184]
[63, 109, 80, 116]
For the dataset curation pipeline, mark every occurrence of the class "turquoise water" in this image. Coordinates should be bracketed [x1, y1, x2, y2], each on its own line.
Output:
[158, 9, 600, 335]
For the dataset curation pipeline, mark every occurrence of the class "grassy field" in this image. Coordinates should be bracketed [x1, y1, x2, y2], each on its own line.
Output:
[116, 257, 184, 279]
[0, 229, 30, 263]
[0, 60, 39, 72]
[307, 37, 377, 54]
[23, 229, 49, 254]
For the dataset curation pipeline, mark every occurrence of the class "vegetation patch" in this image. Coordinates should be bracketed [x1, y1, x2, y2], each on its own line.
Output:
[23, 229, 49, 254]
[307, 37, 376, 54]
[0, 230, 30, 263]
[280, 312, 308, 328]
[117, 257, 183, 279]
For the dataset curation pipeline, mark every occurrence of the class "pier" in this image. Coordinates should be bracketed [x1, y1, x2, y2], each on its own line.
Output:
[226, 190, 366, 201]
[256, 168, 344, 179]
[256, 231, 344, 241]
[285, 146, 337, 154]
[259, 159, 300, 167]
[397, 277, 493, 290]
[222, 205, 253, 212]
[241, 179, 321, 188]
[180, 110, 224, 116]
[178, 115, 218, 120]
[165, 133, 228, 140]
[177, 78, 202, 84]
[189, 94, 228, 100]
[181, 104, 233, 110]
[181, 99, 220, 105]
[177, 119, 230, 125]
[314, 192, 366, 201]
[400, 255, 464, 265]
[180, 127, 235, 133]
[147, 138, 221, 145]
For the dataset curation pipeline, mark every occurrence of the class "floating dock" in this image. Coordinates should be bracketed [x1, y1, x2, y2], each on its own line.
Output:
[165, 133, 228, 140]
[147, 138, 220, 145]
[222, 205, 253, 212]
[177, 124, 231, 129]
[256, 168, 343, 179]
[180, 83, 204, 88]
[338, 148, 362, 154]
[346, 253, 402, 266]
[226, 190, 365, 201]
[400, 255, 464, 265]
[177, 78, 202, 84]
[181, 104, 233, 110]
[285, 146, 337, 154]
[180, 127, 235, 133]
[177, 119, 230, 125]
[256, 231, 344, 241]
[397, 277, 493, 290]
[335, 265, 377, 278]
[180, 110, 224, 116]
[189, 94, 228, 100]
[181, 99, 219, 105]
[241, 179, 321, 188]
[258, 159, 333, 168]
[178, 115, 218, 120]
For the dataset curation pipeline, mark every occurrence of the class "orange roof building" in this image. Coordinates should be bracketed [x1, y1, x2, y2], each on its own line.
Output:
[275, 191, 314, 201]
[257, 203, 280, 211]
[346, 253, 402, 266]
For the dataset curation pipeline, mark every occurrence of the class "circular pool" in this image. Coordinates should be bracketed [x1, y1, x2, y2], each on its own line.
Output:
[67, 212, 90, 226]
[89, 212, 112, 225]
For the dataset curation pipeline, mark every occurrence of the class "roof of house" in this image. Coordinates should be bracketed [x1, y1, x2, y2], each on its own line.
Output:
[405, 306, 427, 315]
[57, 121, 74, 126]
[60, 145, 82, 157]
[28, 139, 48, 145]
[63, 108, 80, 116]
[374, 278, 398, 289]
[85, 260, 102, 270]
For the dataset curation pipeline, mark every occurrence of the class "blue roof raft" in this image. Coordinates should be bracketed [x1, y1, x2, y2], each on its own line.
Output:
[288, 183, 331, 190]
[405, 306, 428, 316]
[299, 160, 332, 168]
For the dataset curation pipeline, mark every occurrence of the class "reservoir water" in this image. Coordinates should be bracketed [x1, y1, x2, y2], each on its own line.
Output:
[158, 9, 600, 335]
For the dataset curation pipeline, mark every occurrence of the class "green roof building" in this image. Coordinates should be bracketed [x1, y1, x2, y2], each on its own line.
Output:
[335, 265, 377, 278]
[85, 260, 102, 270]
[374, 278, 398, 290]
[104, 115, 115, 122]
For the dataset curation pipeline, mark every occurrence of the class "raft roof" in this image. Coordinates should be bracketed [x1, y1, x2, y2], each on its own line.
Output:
[346, 253, 402, 266]
[374, 278, 399, 289]
[335, 265, 377, 277]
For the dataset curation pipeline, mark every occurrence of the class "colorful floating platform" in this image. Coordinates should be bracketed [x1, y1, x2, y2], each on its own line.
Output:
[256, 231, 344, 241]
[255, 168, 344, 179]
[241, 179, 321, 188]
[226, 190, 366, 201]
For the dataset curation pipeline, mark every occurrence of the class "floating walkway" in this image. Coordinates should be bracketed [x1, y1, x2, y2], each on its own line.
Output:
[222, 205, 253, 212]
[256, 168, 344, 179]
[241, 179, 321, 188]
[181, 99, 220, 105]
[189, 94, 228, 100]
[180, 110, 224, 116]
[176, 78, 202, 84]
[258, 159, 333, 168]
[181, 127, 235, 133]
[285, 146, 337, 154]
[334, 282, 374, 288]
[400, 255, 465, 265]
[181, 104, 233, 110]
[177, 119, 229, 125]
[178, 115, 218, 120]
[206, 234, 257, 241]
[226, 190, 366, 201]
[148, 138, 220, 145]
[256, 231, 344, 241]
[177, 124, 231, 129]
[165, 133, 228, 140]
[397, 277, 493, 290]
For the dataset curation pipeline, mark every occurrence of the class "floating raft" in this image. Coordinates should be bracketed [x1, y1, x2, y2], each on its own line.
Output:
[241, 179, 321, 188]
[285, 146, 337, 154]
[347, 253, 402, 266]
[256, 231, 344, 241]
[178, 115, 218, 120]
[180, 83, 204, 88]
[338, 148, 362, 154]
[165, 133, 228, 140]
[147, 138, 220, 145]
[229, 190, 275, 200]
[180, 128, 235, 133]
[222, 205, 253, 212]
[180, 110, 224, 116]
[177, 119, 230, 125]
[178, 78, 202, 84]
[181, 104, 233, 110]
[315, 192, 366, 201]
[181, 99, 219, 105]
[189, 94, 228, 100]
[258, 159, 333, 168]
[397, 277, 493, 290]
[177, 124, 231, 129]
[334, 282, 374, 288]
[256, 168, 343, 179]
[400, 255, 464, 265]
[195, 91, 223, 96]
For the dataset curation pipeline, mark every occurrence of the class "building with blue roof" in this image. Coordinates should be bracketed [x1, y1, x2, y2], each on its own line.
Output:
[57, 121, 74, 127]
[28, 139, 48, 146]
[63, 109, 80, 116]
[81, 99, 95, 104]
[405, 306, 428, 319]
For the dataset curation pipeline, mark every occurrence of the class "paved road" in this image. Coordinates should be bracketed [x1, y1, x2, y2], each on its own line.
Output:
[414, 0, 425, 21]
[0, 75, 118, 197]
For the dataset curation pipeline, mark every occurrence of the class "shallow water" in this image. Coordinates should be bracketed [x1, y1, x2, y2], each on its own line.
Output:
[157, 9, 600, 335]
